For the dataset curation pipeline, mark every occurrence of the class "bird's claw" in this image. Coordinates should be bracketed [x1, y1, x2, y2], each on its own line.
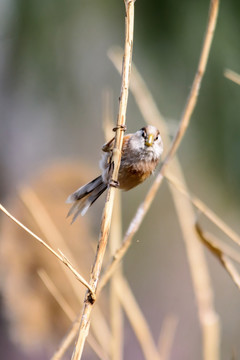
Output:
[112, 124, 127, 132]
[109, 179, 120, 188]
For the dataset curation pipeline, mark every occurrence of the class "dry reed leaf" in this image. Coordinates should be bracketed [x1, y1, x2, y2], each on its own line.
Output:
[224, 69, 240, 86]
[195, 223, 240, 291]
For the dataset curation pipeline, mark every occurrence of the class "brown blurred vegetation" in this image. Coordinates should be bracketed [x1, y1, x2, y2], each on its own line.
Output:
[0, 162, 102, 356]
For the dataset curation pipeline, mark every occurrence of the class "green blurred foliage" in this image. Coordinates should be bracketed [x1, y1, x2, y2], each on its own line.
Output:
[4, 0, 240, 191]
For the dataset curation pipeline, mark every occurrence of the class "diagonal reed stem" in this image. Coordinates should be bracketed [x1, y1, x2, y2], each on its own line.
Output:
[0, 203, 94, 294]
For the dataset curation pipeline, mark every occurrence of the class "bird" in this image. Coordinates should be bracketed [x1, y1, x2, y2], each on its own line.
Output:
[66, 125, 163, 221]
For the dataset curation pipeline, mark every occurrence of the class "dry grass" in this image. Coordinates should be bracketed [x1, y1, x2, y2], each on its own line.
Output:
[104, 2, 220, 357]
[3, 1, 240, 360]
[0, 203, 93, 294]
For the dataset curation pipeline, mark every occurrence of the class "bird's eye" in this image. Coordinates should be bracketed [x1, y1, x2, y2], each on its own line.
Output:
[155, 132, 160, 141]
[141, 128, 146, 138]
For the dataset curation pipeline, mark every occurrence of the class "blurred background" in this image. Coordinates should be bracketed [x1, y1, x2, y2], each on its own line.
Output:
[0, 0, 240, 359]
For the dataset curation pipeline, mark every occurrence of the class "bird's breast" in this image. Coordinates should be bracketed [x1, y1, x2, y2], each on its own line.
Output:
[118, 160, 158, 191]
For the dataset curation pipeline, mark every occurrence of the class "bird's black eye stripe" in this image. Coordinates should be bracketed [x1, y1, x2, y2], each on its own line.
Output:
[155, 130, 160, 141]
[140, 127, 147, 138]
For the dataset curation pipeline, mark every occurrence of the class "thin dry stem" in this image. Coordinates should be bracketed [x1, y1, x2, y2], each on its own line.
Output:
[100, 0, 219, 291]
[115, 275, 161, 360]
[161, 0, 219, 165]
[166, 173, 240, 247]
[38, 269, 76, 322]
[195, 224, 239, 359]
[0, 203, 94, 294]
[105, 4, 220, 358]
[107, 46, 221, 360]
[103, 90, 124, 360]
[0, 200, 108, 359]
[71, 2, 135, 359]
[19, 187, 88, 298]
[20, 187, 111, 357]
[52, 309, 112, 360]
[224, 69, 240, 86]
[165, 176, 220, 360]
[103, 90, 162, 360]
[103, 91, 123, 360]
[38, 270, 109, 360]
[52, 320, 79, 360]
[109, 194, 124, 360]
[221, 256, 240, 290]
[158, 315, 179, 360]
[51, 316, 110, 360]
[108, 46, 166, 130]
[20, 187, 78, 261]
[88, 308, 112, 356]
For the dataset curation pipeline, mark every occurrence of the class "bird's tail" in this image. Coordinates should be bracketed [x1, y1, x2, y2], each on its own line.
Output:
[66, 176, 107, 221]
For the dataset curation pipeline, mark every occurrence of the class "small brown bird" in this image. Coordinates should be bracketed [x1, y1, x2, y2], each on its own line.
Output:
[67, 125, 163, 221]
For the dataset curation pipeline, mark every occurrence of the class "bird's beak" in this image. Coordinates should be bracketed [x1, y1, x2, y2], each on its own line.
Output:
[145, 133, 154, 147]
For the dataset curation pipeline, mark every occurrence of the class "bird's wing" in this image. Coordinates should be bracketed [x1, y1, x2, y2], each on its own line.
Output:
[102, 134, 132, 153]
[102, 137, 115, 152]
